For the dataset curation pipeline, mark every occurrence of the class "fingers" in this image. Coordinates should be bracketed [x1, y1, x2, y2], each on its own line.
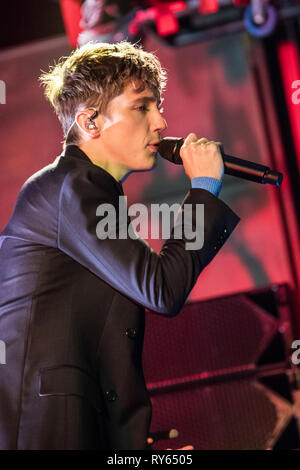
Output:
[182, 133, 221, 150]
[179, 134, 224, 180]
[181, 132, 199, 148]
[191, 139, 223, 158]
[197, 140, 221, 149]
[205, 140, 222, 150]
[195, 137, 209, 145]
[181, 135, 222, 158]
[182, 133, 211, 149]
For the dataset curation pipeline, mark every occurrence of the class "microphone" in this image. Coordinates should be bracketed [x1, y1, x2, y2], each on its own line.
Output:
[157, 137, 283, 186]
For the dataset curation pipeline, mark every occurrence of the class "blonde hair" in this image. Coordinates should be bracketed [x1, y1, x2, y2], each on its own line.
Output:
[40, 41, 167, 144]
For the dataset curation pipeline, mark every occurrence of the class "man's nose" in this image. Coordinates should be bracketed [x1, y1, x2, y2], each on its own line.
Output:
[150, 109, 167, 133]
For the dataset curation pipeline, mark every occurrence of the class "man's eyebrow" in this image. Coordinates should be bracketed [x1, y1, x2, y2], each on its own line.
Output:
[130, 96, 164, 106]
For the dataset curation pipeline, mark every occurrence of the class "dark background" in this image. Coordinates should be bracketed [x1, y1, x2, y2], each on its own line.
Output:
[0, 0, 65, 50]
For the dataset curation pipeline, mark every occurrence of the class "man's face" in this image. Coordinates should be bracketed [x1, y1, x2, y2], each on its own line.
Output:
[96, 79, 167, 171]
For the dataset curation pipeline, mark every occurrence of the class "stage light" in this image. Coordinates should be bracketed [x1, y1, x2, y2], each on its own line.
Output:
[59, 0, 300, 48]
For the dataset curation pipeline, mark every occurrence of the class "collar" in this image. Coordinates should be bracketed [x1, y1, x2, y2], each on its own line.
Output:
[62, 144, 92, 163]
[61, 144, 124, 194]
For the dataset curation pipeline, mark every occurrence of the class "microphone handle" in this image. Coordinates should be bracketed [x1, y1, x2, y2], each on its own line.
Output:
[157, 137, 283, 186]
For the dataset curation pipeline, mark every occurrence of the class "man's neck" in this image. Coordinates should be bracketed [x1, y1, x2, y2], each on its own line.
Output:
[78, 142, 130, 182]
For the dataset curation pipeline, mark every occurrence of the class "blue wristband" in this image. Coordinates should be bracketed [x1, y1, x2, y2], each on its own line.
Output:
[191, 177, 222, 197]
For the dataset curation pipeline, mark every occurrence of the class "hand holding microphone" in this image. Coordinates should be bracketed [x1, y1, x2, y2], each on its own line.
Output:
[157, 135, 283, 186]
[179, 133, 224, 182]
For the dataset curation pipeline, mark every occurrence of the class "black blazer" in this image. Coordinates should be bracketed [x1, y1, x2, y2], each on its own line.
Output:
[0, 145, 240, 449]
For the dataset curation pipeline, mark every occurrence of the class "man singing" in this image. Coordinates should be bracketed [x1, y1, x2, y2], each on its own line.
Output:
[0, 41, 239, 449]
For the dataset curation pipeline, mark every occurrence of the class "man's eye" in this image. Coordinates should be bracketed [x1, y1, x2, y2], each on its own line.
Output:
[137, 105, 149, 112]
[135, 105, 164, 113]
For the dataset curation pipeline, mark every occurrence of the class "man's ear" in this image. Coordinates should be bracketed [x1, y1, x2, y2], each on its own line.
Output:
[76, 111, 101, 139]
[95, 114, 109, 132]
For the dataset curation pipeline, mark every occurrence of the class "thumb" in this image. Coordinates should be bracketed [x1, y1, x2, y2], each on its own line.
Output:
[182, 132, 198, 148]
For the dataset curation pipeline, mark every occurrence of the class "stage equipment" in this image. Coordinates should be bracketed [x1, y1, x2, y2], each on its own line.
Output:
[60, 1, 300, 47]
[143, 283, 300, 449]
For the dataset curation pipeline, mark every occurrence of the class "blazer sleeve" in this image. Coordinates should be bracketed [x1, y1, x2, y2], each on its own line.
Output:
[57, 166, 240, 316]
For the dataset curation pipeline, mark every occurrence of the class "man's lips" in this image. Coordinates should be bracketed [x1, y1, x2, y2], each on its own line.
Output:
[147, 142, 159, 152]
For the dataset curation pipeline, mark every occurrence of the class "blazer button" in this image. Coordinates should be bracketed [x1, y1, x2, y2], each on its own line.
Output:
[106, 390, 117, 402]
[125, 328, 137, 339]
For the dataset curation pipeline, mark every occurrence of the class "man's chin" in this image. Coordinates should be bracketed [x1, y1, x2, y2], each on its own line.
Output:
[131, 154, 157, 173]
[146, 153, 157, 170]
